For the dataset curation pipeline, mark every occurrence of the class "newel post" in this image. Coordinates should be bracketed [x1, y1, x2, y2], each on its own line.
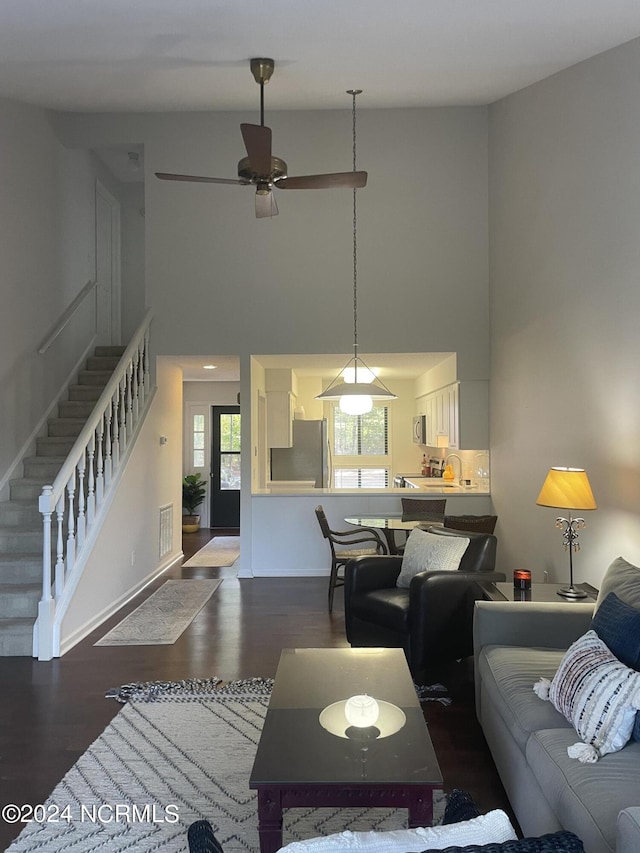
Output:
[36, 485, 56, 660]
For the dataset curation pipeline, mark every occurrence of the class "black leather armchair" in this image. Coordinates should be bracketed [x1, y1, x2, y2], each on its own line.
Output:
[344, 526, 505, 683]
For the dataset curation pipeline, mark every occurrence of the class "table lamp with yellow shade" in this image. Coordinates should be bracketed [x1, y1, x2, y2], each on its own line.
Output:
[536, 466, 597, 599]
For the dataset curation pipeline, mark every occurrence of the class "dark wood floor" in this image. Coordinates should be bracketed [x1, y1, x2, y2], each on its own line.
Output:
[0, 529, 515, 849]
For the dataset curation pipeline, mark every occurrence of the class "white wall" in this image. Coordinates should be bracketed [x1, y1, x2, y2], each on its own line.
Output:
[0, 98, 99, 491]
[120, 182, 146, 342]
[489, 37, 640, 586]
[55, 107, 490, 375]
[60, 358, 183, 650]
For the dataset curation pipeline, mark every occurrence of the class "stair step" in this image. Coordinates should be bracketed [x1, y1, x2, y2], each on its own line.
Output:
[36, 436, 77, 458]
[86, 355, 121, 371]
[0, 618, 34, 656]
[94, 346, 126, 358]
[0, 554, 43, 584]
[68, 384, 104, 402]
[22, 456, 65, 480]
[0, 527, 43, 553]
[10, 478, 51, 500]
[0, 584, 40, 618]
[47, 418, 85, 438]
[77, 369, 113, 387]
[58, 400, 95, 419]
[0, 500, 41, 527]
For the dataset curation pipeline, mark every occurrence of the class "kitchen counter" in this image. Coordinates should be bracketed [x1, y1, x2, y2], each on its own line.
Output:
[252, 484, 490, 496]
[402, 477, 490, 494]
[248, 488, 493, 577]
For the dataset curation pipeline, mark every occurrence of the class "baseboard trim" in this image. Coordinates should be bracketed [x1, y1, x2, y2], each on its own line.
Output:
[58, 551, 184, 656]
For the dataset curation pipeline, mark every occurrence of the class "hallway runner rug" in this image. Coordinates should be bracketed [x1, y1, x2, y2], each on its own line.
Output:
[6, 678, 444, 853]
[182, 536, 240, 568]
[94, 579, 222, 646]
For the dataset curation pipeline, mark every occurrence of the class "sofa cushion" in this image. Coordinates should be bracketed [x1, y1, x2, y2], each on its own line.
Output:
[591, 591, 640, 742]
[536, 630, 640, 761]
[478, 646, 571, 752]
[526, 729, 640, 853]
[397, 529, 469, 589]
[595, 556, 640, 611]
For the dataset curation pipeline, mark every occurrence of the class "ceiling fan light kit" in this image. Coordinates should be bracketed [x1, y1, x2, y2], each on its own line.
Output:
[155, 58, 367, 218]
[316, 89, 397, 417]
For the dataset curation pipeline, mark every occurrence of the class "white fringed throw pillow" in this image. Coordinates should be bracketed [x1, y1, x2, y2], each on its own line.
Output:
[396, 529, 469, 589]
[276, 810, 517, 853]
[533, 629, 640, 762]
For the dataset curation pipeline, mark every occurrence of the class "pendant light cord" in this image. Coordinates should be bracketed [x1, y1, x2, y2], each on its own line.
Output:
[349, 89, 362, 375]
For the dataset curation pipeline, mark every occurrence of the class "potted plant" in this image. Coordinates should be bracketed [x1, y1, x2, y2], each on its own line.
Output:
[182, 473, 207, 533]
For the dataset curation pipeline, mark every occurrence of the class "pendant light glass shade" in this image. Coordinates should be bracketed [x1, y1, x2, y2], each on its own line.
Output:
[339, 394, 373, 415]
[316, 89, 396, 415]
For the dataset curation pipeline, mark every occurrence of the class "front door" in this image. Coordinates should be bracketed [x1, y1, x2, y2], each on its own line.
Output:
[210, 406, 241, 528]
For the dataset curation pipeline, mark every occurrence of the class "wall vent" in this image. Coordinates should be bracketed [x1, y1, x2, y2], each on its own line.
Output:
[159, 504, 173, 558]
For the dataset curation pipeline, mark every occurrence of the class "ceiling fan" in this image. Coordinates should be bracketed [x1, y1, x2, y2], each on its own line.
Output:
[155, 58, 367, 218]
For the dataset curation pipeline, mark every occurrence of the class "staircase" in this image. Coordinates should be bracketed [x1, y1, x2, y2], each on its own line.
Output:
[0, 346, 126, 655]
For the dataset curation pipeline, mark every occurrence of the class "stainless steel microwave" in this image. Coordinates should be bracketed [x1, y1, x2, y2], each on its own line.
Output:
[412, 415, 426, 445]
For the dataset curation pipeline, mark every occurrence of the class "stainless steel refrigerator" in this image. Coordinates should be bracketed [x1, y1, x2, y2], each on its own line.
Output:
[270, 419, 330, 488]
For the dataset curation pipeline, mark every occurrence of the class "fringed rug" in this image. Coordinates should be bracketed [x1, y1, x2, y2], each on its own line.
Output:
[95, 579, 222, 646]
[182, 537, 240, 568]
[7, 678, 444, 853]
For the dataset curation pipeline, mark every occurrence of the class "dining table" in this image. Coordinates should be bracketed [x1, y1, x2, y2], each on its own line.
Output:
[344, 514, 441, 555]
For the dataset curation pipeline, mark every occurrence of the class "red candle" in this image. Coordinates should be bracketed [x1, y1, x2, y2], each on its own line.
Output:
[513, 569, 532, 590]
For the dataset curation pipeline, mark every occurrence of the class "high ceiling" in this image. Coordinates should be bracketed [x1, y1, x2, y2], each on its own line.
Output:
[2, 1, 640, 112]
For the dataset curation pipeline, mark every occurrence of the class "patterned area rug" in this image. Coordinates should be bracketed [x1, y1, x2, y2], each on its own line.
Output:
[95, 579, 222, 646]
[182, 537, 240, 568]
[7, 679, 444, 853]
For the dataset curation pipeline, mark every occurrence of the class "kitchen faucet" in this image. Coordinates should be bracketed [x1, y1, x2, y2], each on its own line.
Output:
[445, 453, 464, 484]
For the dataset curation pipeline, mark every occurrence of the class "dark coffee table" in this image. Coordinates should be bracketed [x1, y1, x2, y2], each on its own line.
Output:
[249, 648, 443, 853]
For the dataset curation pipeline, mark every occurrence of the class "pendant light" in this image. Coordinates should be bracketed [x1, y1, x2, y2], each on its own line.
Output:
[316, 90, 397, 416]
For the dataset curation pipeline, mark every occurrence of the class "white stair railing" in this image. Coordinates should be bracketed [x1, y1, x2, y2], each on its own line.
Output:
[35, 310, 153, 660]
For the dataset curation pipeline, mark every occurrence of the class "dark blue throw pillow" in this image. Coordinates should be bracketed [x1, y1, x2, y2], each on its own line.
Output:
[591, 591, 640, 740]
[420, 829, 585, 852]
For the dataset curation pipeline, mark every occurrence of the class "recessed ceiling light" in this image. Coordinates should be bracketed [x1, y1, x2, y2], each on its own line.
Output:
[203, 364, 217, 370]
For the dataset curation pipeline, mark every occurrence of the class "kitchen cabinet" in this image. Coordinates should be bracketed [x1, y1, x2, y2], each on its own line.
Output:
[417, 381, 488, 450]
[424, 396, 434, 446]
[448, 381, 488, 449]
[434, 388, 450, 443]
[267, 391, 296, 448]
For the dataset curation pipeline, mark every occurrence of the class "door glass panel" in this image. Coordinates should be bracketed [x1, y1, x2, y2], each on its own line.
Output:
[193, 450, 205, 467]
[220, 453, 241, 490]
[220, 414, 241, 452]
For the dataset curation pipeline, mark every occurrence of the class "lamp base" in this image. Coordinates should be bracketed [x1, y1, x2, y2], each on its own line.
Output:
[557, 585, 588, 599]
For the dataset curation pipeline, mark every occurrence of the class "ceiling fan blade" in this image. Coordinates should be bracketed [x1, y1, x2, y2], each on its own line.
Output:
[240, 123, 272, 176]
[276, 171, 368, 190]
[155, 172, 246, 185]
[255, 190, 279, 219]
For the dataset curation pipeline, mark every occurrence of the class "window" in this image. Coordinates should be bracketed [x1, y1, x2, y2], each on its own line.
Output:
[193, 414, 205, 468]
[331, 404, 390, 488]
[219, 412, 241, 490]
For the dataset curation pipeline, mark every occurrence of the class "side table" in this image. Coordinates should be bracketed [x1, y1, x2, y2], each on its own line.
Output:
[482, 581, 598, 603]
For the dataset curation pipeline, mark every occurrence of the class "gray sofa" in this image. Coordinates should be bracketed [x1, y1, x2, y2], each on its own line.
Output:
[474, 557, 640, 853]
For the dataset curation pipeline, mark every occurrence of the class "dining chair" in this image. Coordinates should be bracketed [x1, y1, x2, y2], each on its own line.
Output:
[396, 497, 447, 552]
[315, 505, 387, 613]
[401, 497, 447, 523]
[444, 514, 498, 535]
